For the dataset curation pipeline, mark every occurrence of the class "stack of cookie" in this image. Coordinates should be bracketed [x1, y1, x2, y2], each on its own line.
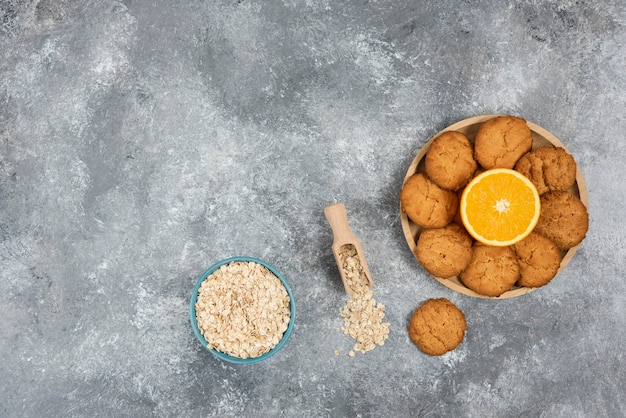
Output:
[400, 115, 589, 297]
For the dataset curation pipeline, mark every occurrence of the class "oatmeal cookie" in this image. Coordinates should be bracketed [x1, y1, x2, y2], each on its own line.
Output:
[415, 223, 473, 278]
[474, 115, 533, 169]
[400, 172, 458, 229]
[534, 190, 589, 250]
[459, 244, 520, 297]
[408, 298, 466, 356]
[513, 232, 562, 288]
[425, 131, 478, 191]
[515, 146, 577, 195]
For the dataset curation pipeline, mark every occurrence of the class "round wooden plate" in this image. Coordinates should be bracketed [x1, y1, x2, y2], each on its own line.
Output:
[400, 115, 589, 299]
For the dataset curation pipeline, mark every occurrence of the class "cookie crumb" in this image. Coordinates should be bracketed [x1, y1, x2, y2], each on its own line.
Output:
[334, 350, 340, 356]
[348, 350, 355, 357]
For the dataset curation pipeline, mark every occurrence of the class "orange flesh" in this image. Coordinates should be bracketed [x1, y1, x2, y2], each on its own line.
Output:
[461, 169, 540, 246]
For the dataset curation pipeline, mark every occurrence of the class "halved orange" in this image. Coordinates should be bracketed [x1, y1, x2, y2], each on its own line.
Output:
[460, 168, 540, 247]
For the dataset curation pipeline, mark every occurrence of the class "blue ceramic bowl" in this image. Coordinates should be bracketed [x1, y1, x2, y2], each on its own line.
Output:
[189, 256, 295, 364]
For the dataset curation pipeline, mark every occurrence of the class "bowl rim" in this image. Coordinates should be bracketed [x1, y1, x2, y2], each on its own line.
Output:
[189, 256, 295, 364]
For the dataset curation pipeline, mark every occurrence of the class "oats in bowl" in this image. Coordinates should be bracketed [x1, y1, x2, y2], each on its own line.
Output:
[190, 257, 295, 364]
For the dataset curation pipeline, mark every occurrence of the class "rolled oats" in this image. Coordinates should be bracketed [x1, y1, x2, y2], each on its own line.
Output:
[338, 244, 390, 355]
[195, 261, 291, 359]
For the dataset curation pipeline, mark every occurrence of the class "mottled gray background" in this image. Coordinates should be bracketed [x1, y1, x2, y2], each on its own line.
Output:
[1, 0, 625, 417]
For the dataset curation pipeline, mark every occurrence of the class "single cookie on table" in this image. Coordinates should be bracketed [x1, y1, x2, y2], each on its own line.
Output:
[534, 190, 589, 250]
[515, 146, 577, 195]
[415, 223, 473, 278]
[408, 298, 466, 356]
[459, 244, 520, 297]
[513, 232, 562, 288]
[400, 172, 458, 229]
[425, 131, 478, 191]
[474, 115, 533, 169]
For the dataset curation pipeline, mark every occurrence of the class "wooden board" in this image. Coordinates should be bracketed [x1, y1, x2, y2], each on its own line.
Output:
[400, 115, 589, 299]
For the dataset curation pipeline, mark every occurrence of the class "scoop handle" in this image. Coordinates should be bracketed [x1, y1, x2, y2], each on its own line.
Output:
[324, 203, 354, 244]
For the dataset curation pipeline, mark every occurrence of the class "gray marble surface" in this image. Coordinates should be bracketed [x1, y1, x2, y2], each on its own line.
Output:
[1, 1, 625, 417]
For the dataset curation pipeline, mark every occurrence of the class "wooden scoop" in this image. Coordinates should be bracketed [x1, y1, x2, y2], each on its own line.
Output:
[324, 203, 374, 294]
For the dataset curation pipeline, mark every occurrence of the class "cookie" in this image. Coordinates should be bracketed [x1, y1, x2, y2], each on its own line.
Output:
[452, 189, 465, 226]
[534, 190, 589, 250]
[425, 131, 478, 191]
[459, 244, 520, 297]
[415, 223, 473, 278]
[408, 298, 466, 356]
[400, 172, 458, 229]
[474, 116, 533, 169]
[515, 146, 577, 195]
[513, 232, 562, 288]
